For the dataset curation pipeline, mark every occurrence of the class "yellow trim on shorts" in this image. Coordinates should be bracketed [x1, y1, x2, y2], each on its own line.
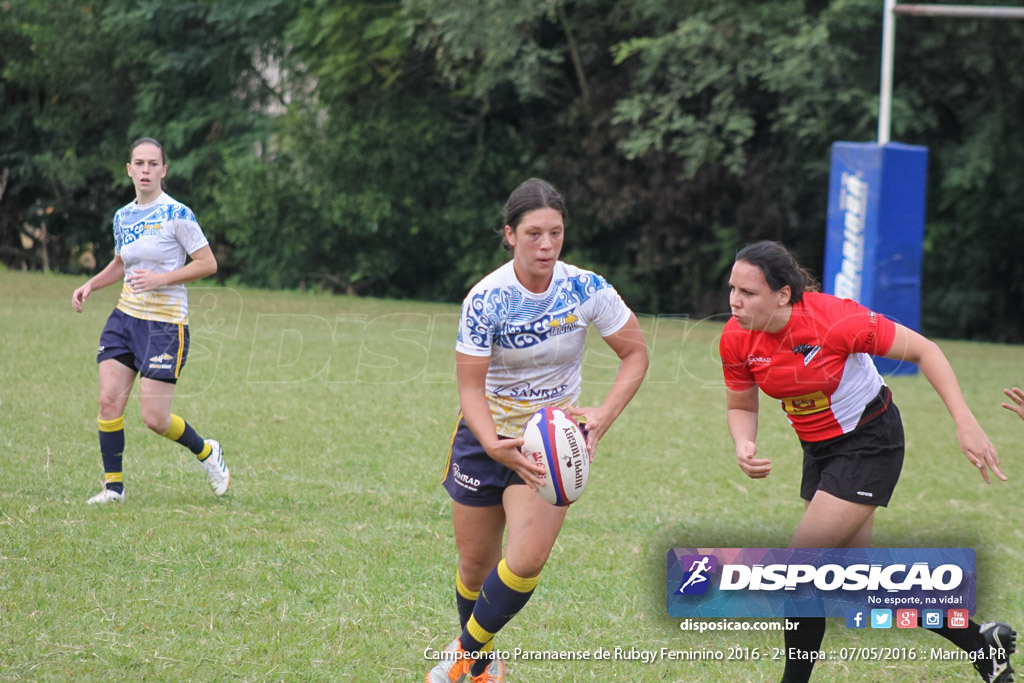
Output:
[440, 412, 463, 483]
[174, 323, 184, 378]
[466, 616, 494, 645]
[497, 558, 539, 593]
[456, 571, 480, 600]
[98, 415, 125, 432]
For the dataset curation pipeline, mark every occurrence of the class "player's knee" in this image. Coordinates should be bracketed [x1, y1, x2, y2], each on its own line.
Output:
[98, 395, 124, 420]
[504, 552, 548, 579]
[458, 556, 495, 588]
[141, 409, 170, 434]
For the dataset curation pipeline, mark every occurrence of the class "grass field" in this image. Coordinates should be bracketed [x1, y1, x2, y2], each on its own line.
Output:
[1, 270, 1021, 682]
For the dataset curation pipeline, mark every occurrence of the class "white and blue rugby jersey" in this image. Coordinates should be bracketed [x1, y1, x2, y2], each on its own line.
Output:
[456, 260, 632, 436]
[113, 192, 209, 324]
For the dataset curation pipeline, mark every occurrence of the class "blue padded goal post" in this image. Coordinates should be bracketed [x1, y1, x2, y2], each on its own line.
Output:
[823, 142, 928, 376]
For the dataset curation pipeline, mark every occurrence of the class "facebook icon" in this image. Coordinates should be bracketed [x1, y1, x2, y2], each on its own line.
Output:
[845, 608, 867, 629]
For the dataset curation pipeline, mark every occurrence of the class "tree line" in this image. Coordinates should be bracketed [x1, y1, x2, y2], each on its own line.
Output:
[3, 0, 1022, 341]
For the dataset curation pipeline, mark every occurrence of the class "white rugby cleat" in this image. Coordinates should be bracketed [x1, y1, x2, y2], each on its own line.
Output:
[201, 439, 230, 496]
[87, 487, 125, 504]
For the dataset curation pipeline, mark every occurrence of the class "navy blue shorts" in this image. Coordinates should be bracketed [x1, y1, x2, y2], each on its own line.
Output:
[799, 389, 904, 507]
[97, 308, 189, 383]
[441, 418, 526, 507]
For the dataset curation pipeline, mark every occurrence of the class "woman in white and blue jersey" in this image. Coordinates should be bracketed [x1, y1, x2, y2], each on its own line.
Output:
[71, 138, 229, 504]
[426, 178, 649, 683]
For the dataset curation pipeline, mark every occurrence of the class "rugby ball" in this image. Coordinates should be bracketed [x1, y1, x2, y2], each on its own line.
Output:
[521, 406, 590, 506]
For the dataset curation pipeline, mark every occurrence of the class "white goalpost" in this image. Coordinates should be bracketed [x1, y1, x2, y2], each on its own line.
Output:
[825, 2, 1024, 375]
[878, 2, 1024, 144]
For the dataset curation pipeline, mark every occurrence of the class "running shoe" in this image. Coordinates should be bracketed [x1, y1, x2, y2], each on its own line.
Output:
[470, 653, 506, 683]
[426, 638, 470, 683]
[87, 487, 125, 504]
[201, 439, 230, 496]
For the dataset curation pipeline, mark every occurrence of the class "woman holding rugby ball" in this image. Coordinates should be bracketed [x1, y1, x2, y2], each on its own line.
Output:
[71, 138, 229, 504]
[426, 178, 649, 683]
[719, 240, 1015, 683]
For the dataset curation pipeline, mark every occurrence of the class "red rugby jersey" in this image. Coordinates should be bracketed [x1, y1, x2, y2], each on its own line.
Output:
[719, 292, 897, 442]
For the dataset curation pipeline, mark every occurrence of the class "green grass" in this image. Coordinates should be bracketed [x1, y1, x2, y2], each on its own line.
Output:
[1, 270, 1022, 682]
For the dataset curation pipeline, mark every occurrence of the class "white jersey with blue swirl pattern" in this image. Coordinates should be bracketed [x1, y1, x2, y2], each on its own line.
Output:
[113, 192, 209, 324]
[456, 260, 632, 436]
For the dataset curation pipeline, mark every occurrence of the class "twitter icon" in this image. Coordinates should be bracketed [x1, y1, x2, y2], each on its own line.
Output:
[871, 609, 892, 629]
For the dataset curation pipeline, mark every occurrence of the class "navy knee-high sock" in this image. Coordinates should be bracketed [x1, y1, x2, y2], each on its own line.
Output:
[98, 415, 125, 493]
[455, 570, 478, 631]
[461, 559, 538, 676]
[781, 618, 827, 683]
[161, 414, 211, 460]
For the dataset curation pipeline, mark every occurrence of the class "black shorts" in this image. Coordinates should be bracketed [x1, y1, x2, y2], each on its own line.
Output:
[441, 418, 526, 507]
[799, 392, 904, 507]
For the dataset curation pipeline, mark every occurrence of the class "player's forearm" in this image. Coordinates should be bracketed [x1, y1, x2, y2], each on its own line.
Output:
[598, 349, 649, 423]
[86, 259, 125, 292]
[916, 344, 978, 429]
[160, 257, 217, 287]
[885, 324, 977, 428]
[727, 408, 759, 446]
[456, 352, 501, 447]
[459, 388, 500, 448]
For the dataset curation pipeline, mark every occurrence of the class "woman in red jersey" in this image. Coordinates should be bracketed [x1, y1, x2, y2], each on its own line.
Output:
[719, 241, 1015, 683]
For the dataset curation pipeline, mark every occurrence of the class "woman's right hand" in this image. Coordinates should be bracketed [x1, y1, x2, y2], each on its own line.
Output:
[71, 283, 92, 313]
[955, 419, 1005, 483]
[736, 440, 772, 479]
[484, 437, 547, 489]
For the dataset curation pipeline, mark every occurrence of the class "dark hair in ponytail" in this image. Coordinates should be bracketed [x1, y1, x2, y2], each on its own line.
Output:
[735, 240, 819, 304]
[130, 137, 166, 165]
[497, 178, 566, 252]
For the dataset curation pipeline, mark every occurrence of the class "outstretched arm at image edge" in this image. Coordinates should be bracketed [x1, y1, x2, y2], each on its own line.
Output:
[1002, 387, 1024, 422]
[883, 323, 1004, 482]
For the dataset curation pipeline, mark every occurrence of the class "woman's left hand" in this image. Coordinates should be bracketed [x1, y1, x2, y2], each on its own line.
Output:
[567, 405, 612, 461]
[126, 269, 166, 293]
[956, 421, 1005, 483]
[1002, 387, 1024, 422]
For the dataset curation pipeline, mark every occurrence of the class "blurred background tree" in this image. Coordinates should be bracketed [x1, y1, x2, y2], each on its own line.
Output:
[2, 0, 1022, 340]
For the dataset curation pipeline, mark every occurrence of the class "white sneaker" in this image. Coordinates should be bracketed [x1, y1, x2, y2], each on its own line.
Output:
[201, 440, 230, 496]
[426, 638, 470, 683]
[87, 487, 125, 504]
